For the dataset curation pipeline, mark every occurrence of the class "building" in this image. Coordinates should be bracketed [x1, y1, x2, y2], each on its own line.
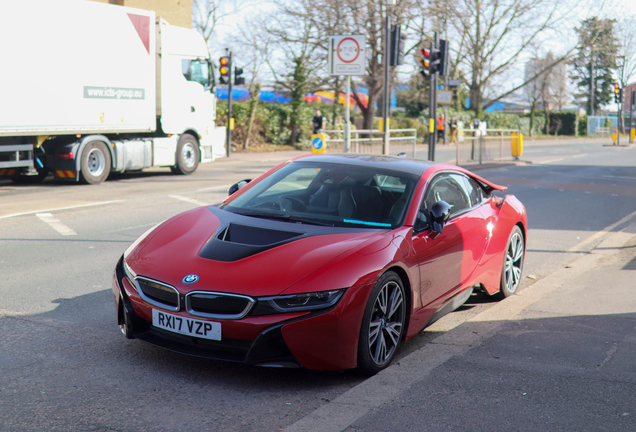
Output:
[91, 0, 191, 28]
[524, 54, 569, 111]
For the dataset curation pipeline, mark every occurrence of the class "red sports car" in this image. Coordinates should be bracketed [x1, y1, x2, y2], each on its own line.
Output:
[113, 154, 527, 374]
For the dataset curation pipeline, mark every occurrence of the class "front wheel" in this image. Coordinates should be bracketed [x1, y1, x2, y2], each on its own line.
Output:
[357, 271, 406, 375]
[497, 226, 525, 298]
[79, 141, 111, 184]
[171, 134, 199, 175]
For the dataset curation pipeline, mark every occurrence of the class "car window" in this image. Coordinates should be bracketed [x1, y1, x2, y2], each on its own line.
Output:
[223, 162, 418, 229]
[452, 174, 481, 207]
[422, 173, 471, 216]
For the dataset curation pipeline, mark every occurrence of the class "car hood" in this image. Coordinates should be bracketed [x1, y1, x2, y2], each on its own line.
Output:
[126, 206, 381, 297]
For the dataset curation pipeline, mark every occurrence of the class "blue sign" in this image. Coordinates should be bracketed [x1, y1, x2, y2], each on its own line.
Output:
[312, 136, 323, 150]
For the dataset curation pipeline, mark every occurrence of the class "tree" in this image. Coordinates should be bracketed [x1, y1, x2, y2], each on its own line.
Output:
[428, 0, 574, 117]
[571, 17, 618, 116]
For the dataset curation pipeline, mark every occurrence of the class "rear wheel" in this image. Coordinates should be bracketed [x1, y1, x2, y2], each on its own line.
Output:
[497, 226, 525, 298]
[171, 133, 199, 175]
[357, 271, 406, 375]
[79, 141, 110, 184]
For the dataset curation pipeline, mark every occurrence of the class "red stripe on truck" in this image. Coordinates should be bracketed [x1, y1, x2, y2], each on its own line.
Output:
[127, 13, 150, 55]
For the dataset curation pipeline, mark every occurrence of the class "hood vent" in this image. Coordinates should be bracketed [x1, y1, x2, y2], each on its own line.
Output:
[200, 223, 305, 262]
[219, 223, 303, 246]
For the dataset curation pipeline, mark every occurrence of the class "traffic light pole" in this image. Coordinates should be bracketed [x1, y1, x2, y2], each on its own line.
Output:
[226, 50, 233, 157]
[427, 32, 439, 161]
[631, 90, 635, 144]
[382, 13, 391, 155]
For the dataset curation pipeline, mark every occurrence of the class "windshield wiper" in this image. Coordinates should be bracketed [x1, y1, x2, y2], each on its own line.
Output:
[231, 209, 334, 226]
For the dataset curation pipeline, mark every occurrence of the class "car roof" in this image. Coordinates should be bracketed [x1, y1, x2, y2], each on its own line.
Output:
[292, 153, 435, 176]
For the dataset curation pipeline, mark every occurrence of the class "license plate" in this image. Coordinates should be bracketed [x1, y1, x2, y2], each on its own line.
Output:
[152, 309, 221, 341]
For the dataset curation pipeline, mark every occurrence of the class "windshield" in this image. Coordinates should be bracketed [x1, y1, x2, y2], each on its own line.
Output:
[222, 162, 418, 229]
[182, 59, 211, 87]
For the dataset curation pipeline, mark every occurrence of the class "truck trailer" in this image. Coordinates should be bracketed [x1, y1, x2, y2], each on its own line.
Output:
[0, 0, 225, 184]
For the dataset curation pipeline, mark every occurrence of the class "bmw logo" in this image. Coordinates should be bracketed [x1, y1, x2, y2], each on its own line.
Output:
[182, 274, 199, 285]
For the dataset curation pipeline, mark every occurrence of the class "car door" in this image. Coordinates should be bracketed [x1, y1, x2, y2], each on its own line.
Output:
[411, 173, 489, 307]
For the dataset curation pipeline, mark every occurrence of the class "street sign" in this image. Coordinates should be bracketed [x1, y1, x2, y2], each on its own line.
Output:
[448, 79, 460, 88]
[437, 89, 452, 105]
[328, 35, 367, 76]
[311, 134, 326, 153]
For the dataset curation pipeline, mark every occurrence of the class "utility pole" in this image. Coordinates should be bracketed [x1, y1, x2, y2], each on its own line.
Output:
[226, 49, 233, 157]
[427, 32, 439, 161]
[382, 8, 391, 155]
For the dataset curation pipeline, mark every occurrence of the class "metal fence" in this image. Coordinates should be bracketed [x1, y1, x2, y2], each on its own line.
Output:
[456, 129, 520, 165]
[322, 129, 418, 157]
[587, 116, 617, 136]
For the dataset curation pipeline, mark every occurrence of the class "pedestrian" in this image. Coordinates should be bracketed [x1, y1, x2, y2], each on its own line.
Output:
[449, 117, 458, 144]
[436, 113, 445, 144]
[312, 109, 324, 134]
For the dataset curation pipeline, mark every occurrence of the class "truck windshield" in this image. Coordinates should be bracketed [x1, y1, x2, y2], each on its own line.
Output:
[182, 59, 211, 88]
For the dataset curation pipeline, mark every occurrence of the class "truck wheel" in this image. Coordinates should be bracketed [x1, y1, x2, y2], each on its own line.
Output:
[80, 141, 111, 184]
[171, 134, 199, 175]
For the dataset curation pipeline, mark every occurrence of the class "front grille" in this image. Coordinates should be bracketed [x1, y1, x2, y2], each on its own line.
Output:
[137, 277, 180, 311]
[186, 292, 254, 320]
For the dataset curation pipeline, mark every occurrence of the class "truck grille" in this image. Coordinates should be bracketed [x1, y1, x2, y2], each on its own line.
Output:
[137, 277, 180, 311]
[186, 292, 254, 320]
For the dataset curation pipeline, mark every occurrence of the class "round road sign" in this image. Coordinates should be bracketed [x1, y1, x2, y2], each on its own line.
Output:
[312, 136, 323, 150]
[337, 37, 360, 64]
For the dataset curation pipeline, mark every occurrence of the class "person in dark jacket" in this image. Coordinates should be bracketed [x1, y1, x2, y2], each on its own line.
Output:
[312, 109, 324, 134]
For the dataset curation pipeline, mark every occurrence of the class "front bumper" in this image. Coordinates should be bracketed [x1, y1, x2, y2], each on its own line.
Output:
[112, 257, 370, 370]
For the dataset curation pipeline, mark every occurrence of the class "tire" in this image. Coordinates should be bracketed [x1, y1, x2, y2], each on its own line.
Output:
[79, 141, 111, 184]
[497, 226, 525, 299]
[357, 271, 407, 375]
[171, 134, 199, 175]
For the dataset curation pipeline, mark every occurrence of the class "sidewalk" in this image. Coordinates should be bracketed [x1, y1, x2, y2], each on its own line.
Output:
[286, 221, 636, 431]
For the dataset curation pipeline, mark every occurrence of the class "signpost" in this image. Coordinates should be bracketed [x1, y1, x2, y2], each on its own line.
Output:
[329, 35, 366, 153]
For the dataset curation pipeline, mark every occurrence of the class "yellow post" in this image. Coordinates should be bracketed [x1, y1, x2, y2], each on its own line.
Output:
[311, 134, 326, 153]
[229, 118, 235, 130]
[429, 118, 435, 134]
[631, 128, 636, 142]
[511, 133, 524, 158]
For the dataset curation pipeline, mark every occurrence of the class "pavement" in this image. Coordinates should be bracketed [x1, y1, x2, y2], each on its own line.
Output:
[283, 217, 636, 431]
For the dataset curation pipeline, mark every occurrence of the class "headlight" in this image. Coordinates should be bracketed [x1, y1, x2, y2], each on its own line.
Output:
[251, 289, 346, 316]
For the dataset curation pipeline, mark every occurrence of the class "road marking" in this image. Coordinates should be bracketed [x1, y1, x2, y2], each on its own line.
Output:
[196, 184, 232, 192]
[168, 195, 209, 206]
[0, 200, 125, 220]
[571, 153, 589, 158]
[539, 158, 564, 164]
[568, 208, 636, 252]
[36, 213, 77, 236]
[602, 175, 636, 180]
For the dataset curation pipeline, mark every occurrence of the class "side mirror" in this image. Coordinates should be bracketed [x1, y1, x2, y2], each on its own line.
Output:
[228, 179, 251, 196]
[429, 200, 451, 236]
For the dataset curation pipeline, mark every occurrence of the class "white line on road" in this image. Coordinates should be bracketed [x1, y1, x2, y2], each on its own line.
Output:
[168, 195, 209, 206]
[196, 184, 232, 192]
[568, 208, 636, 252]
[36, 213, 77, 236]
[0, 200, 125, 220]
[602, 175, 636, 180]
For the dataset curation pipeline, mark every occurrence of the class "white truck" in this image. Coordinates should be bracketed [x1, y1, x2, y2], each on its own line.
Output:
[0, 0, 225, 184]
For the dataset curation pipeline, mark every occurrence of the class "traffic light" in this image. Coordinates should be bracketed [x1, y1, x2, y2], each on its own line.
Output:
[614, 83, 623, 104]
[436, 39, 448, 75]
[234, 67, 245, 86]
[219, 56, 230, 85]
[420, 47, 431, 78]
[390, 25, 406, 66]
